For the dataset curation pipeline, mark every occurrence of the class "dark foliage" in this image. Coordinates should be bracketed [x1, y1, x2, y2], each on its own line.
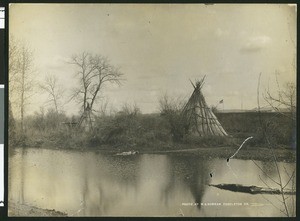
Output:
[10, 110, 295, 150]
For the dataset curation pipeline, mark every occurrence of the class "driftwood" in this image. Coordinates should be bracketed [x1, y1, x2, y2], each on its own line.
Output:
[116, 150, 139, 156]
[209, 183, 296, 195]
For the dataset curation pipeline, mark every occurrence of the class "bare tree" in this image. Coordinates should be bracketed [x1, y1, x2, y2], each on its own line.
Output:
[158, 93, 185, 114]
[264, 73, 296, 121]
[158, 93, 187, 141]
[257, 73, 296, 217]
[8, 37, 19, 143]
[119, 102, 141, 116]
[19, 46, 35, 132]
[8, 37, 20, 95]
[9, 39, 36, 132]
[40, 74, 65, 113]
[69, 52, 124, 114]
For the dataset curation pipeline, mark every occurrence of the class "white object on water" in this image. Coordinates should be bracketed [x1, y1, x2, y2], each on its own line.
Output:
[226, 137, 253, 180]
[116, 150, 139, 156]
[229, 136, 253, 160]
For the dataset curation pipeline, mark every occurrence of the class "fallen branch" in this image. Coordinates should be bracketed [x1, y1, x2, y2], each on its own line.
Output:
[227, 136, 253, 162]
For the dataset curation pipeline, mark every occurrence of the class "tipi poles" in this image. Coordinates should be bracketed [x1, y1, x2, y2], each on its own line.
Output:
[181, 78, 228, 137]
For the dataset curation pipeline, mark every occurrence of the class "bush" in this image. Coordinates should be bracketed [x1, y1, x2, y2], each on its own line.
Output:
[11, 108, 294, 150]
[91, 111, 172, 149]
[216, 112, 294, 147]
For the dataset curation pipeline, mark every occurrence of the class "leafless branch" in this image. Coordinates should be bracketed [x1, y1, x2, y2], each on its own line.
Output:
[69, 52, 125, 129]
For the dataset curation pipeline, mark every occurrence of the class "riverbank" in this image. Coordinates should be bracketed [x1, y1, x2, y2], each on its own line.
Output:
[12, 144, 296, 163]
[125, 146, 295, 163]
[10, 110, 295, 154]
[8, 202, 67, 217]
[147, 145, 296, 163]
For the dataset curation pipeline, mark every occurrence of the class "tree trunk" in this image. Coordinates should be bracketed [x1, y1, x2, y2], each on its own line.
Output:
[20, 53, 25, 133]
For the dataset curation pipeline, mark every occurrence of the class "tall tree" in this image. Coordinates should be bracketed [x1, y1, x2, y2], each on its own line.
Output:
[69, 52, 124, 114]
[9, 39, 36, 132]
[8, 37, 19, 95]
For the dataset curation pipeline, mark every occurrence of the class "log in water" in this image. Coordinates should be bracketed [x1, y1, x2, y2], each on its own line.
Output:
[209, 183, 296, 195]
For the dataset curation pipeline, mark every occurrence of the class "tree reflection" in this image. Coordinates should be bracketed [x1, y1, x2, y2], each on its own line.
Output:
[10, 150, 212, 216]
[78, 153, 141, 216]
[161, 155, 211, 210]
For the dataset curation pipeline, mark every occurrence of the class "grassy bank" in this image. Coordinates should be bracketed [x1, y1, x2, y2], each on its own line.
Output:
[10, 110, 296, 158]
[150, 145, 296, 163]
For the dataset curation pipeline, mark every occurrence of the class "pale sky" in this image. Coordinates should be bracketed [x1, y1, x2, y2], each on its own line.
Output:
[9, 4, 296, 116]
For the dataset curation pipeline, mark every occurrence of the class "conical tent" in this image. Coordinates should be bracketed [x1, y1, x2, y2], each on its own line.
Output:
[181, 77, 228, 137]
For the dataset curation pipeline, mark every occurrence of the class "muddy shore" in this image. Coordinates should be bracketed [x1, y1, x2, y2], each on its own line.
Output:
[91, 145, 296, 163]
[8, 202, 67, 217]
[12, 144, 296, 163]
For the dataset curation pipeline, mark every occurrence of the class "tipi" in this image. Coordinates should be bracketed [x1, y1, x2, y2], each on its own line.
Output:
[181, 76, 228, 137]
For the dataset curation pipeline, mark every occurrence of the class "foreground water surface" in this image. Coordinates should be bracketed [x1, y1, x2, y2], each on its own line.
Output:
[9, 148, 296, 217]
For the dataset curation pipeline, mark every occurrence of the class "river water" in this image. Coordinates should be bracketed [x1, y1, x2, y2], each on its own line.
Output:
[8, 148, 296, 217]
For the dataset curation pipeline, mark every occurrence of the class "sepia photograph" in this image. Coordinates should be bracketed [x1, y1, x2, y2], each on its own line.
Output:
[8, 4, 296, 217]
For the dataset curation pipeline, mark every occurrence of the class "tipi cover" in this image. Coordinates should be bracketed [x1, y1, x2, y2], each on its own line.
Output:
[181, 77, 228, 137]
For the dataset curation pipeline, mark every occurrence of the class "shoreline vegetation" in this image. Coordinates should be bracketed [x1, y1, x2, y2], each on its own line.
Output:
[10, 111, 296, 163]
[9, 105, 296, 218]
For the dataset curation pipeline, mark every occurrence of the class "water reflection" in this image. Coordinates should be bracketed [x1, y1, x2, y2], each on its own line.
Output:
[167, 156, 211, 209]
[8, 148, 296, 217]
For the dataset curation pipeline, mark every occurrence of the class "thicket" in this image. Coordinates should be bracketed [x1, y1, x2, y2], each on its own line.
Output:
[216, 112, 296, 148]
[9, 108, 295, 150]
[10, 107, 171, 150]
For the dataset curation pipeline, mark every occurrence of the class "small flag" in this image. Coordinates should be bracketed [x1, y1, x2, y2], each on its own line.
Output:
[219, 99, 224, 104]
